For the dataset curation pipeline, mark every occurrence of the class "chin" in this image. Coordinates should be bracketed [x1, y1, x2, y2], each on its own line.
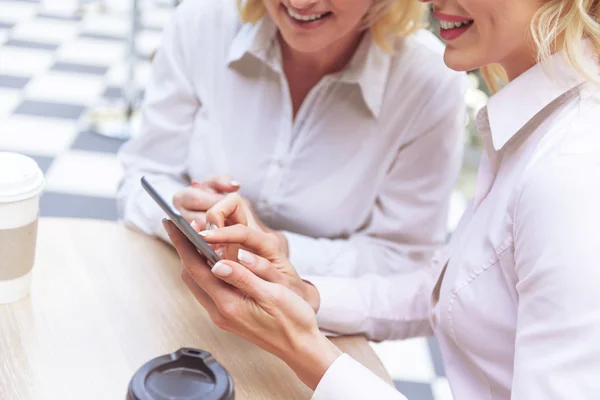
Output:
[443, 50, 481, 73]
[280, 32, 329, 54]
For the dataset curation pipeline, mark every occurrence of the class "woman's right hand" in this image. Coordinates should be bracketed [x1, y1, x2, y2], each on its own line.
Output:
[163, 219, 340, 390]
[202, 194, 321, 312]
[172, 175, 240, 230]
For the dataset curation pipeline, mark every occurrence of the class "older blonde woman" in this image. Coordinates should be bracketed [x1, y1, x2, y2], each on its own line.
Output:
[117, 0, 466, 278]
[164, 0, 600, 398]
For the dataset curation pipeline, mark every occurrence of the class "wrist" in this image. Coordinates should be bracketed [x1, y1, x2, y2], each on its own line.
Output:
[285, 330, 342, 390]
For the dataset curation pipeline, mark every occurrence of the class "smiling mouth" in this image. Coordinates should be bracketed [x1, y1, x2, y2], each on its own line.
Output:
[284, 5, 332, 23]
[439, 20, 474, 30]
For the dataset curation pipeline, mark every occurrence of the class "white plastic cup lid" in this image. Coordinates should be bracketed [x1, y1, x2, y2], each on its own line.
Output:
[0, 152, 45, 203]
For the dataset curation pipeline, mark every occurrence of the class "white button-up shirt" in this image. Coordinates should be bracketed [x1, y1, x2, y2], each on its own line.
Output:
[117, 0, 466, 277]
[310, 52, 600, 399]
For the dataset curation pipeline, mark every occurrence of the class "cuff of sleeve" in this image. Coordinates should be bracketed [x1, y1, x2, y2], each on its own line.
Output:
[312, 354, 405, 400]
[304, 276, 365, 336]
[281, 230, 319, 275]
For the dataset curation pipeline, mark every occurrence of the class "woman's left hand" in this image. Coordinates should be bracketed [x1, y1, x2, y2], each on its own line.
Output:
[162, 219, 341, 390]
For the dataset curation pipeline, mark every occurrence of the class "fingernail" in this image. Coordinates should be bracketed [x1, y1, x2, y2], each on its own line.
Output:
[237, 249, 255, 266]
[199, 230, 213, 237]
[211, 262, 232, 277]
[190, 220, 199, 231]
[230, 180, 240, 187]
[216, 247, 226, 258]
[162, 219, 171, 232]
[210, 223, 218, 231]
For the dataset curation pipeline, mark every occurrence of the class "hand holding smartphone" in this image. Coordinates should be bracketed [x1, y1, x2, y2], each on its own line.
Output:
[141, 176, 221, 267]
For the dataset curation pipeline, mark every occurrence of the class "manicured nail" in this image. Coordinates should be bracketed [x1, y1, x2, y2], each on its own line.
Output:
[237, 249, 255, 266]
[210, 223, 218, 231]
[230, 180, 240, 187]
[199, 230, 213, 237]
[190, 220, 199, 231]
[211, 262, 232, 277]
[216, 247, 226, 258]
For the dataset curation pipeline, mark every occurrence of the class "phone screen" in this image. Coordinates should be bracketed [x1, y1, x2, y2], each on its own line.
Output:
[141, 176, 221, 267]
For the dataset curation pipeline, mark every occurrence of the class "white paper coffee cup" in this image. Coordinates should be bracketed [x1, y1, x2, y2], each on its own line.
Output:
[0, 152, 45, 304]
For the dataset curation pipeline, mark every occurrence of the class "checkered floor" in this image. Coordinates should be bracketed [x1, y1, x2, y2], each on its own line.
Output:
[0, 0, 167, 220]
[0, 1, 452, 398]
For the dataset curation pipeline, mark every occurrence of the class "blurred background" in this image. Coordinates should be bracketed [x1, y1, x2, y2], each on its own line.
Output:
[0, 1, 489, 399]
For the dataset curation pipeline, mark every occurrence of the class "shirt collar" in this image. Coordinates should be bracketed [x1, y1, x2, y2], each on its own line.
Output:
[227, 16, 278, 68]
[334, 32, 391, 118]
[227, 17, 391, 118]
[485, 44, 597, 151]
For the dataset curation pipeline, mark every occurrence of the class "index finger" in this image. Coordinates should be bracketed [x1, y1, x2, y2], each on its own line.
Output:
[199, 224, 279, 261]
[206, 193, 249, 228]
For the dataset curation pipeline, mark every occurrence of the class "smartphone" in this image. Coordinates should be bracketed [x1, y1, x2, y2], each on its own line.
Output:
[141, 176, 221, 267]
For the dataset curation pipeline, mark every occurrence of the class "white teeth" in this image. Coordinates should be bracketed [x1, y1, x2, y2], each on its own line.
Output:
[287, 7, 327, 22]
[440, 20, 472, 29]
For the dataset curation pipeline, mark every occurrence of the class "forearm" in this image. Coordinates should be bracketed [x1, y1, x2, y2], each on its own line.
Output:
[282, 330, 342, 390]
[305, 265, 440, 342]
[117, 3, 200, 239]
[281, 230, 438, 277]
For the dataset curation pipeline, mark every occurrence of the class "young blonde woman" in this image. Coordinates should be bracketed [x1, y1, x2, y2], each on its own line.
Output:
[118, 0, 466, 278]
[164, 0, 600, 398]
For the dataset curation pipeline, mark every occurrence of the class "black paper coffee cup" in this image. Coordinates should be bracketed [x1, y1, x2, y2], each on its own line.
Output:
[127, 348, 234, 400]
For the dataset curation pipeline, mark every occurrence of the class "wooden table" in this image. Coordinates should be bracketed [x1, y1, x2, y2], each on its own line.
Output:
[0, 218, 392, 399]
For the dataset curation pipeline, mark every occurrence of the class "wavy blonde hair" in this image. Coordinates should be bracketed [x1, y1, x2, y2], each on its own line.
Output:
[482, 0, 600, 92]
[236, 0, 427, 51]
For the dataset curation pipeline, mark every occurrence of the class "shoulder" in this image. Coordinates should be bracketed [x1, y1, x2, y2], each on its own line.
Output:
[388, 29, 466, 94]
[516, 155, 600, 225]
[520, 92, 600, 198]
[512, 90, 600, 220]
[557, 91, 600, 155]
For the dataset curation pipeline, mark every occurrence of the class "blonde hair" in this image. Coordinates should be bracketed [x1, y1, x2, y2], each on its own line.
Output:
[482, 0, 600, 92]
[236, 0, 427, 51]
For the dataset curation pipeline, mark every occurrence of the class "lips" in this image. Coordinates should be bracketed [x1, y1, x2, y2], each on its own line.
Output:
[286, 7, 331, 22]
[280, 4, 333, 31]
[439, 20, 473, 30]
[433, 11, 474, 41]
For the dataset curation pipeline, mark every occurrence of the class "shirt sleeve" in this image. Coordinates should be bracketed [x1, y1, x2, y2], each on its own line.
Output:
[282, 73, 466, 277]
[511, 157, 600, 399]
[312, 354, 408, 400]
[305, 248, 446, 341]
[116, 5, 200, 242]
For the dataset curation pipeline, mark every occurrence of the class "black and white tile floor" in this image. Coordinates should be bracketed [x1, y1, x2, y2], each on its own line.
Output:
[0, 1, 454, 398]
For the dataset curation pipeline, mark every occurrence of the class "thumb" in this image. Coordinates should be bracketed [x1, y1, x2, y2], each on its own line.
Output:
[211, 260, 272, 301]
[205, 175, 240, 193]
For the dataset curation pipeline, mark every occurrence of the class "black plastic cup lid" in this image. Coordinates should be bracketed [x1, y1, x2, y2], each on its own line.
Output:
[127, 348, 235, 400]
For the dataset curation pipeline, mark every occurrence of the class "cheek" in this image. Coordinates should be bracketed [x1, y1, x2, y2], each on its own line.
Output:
[475, 8, 531, 57]
[268, 0, 283, 14]
[331, 0, 372, 25]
